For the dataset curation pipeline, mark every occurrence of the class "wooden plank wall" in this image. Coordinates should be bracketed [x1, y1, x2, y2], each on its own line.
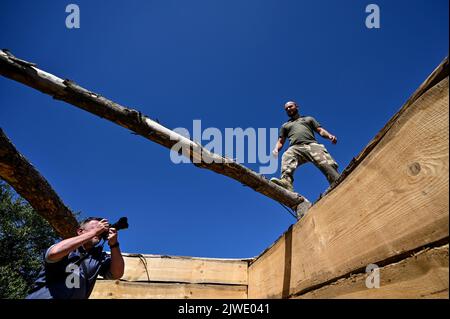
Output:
[91, 281, 248, 299]
[90, 254, 250, 299]
[118, 254, 248, 284]
[296, 245, 449, 299]
[247, 73, 449, 298]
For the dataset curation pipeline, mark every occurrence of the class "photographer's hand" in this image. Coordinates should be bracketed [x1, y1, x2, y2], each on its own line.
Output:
[91, 219, 110, 236]
[107, 227, 124, 279]
[107, 228, 118, 246]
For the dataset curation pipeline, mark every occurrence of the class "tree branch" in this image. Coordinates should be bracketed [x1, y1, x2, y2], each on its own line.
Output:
[0, 49, 305, 211]
[0, 128, 78, 238]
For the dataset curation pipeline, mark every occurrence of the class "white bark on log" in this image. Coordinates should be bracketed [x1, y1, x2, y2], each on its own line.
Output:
[0, 128, 78, 238]
[0, 49, 305, 211]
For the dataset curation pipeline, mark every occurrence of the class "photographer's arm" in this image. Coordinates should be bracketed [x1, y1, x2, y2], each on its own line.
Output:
[46, 220, 108, 262]
[107, 228, 125, 279]
[46, 234, 91, 262]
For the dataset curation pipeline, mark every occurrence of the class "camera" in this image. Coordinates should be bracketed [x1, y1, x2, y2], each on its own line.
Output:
[101, 217, 129, 240]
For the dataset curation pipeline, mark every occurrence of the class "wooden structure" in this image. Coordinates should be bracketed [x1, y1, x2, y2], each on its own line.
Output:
[92, 57, 449, 299]
[247, 58, 449, 298]
[0, 50, 448, 299]
[91, 254, 249, 299]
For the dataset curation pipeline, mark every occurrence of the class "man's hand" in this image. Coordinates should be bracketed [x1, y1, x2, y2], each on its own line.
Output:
[273, 138, 285, 157]
[107, 228, 118, 246]
[90, 219, 110, 236]
[329, 135, 338, 144]
[272, 148, 279, 157]
[317, 127, 338, 145]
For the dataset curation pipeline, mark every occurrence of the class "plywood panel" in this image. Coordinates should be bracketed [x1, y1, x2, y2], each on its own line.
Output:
[295, 245, 449, 299]
[90, 280, 247, 299]
[248, 77, 449, 298]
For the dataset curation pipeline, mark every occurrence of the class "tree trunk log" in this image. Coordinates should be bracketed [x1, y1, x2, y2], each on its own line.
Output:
[0, 128, 78, 238]
[0, 49, 305, 211]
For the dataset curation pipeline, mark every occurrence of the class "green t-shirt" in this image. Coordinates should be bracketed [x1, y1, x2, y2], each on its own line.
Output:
[279, 116, 321, 146]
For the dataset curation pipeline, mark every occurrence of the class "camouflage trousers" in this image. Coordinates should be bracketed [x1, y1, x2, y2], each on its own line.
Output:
[281, 143, 340, 185]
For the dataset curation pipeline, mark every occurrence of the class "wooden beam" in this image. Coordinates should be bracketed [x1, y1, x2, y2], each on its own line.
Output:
[119, 254, 249, 285]
[295, 245, 449, 299]
[0, 128, 78, 238]
[90, 280, 248, 299]
[0, 49, 305, 211]
[248, 71, 449, 298]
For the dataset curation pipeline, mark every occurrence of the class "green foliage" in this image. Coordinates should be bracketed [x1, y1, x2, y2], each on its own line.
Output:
[0, 180, 59, 299]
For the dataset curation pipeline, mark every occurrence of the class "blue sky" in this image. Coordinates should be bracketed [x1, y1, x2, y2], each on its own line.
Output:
[0, 0, 448, 258]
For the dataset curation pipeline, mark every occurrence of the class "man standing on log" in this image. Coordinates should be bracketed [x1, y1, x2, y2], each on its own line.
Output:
[271, 101, 340, 192]
[26, 217, 125, 299]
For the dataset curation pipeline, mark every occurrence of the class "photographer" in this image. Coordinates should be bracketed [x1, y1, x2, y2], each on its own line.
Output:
[26, 217, 125, 299]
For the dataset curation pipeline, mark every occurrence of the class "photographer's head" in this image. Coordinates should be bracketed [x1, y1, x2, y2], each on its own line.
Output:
[77, 217, 107, 248]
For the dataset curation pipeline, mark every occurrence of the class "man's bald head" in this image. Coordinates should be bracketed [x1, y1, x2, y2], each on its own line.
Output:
[284, 101, 299, 118]
[284, 101, 297, 108]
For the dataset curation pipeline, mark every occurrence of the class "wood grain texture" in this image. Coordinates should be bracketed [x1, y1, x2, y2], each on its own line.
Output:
[295, 245, 449, 299]
[0, 129, 78, 238]
[119, 254, 248, 285]
[90, 280, 247, 299]
[248, 76, 449, 298]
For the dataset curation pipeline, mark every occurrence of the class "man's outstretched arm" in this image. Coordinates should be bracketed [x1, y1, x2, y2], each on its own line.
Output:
[46, 219, 110, 262]
[316, 127, 338, 144]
